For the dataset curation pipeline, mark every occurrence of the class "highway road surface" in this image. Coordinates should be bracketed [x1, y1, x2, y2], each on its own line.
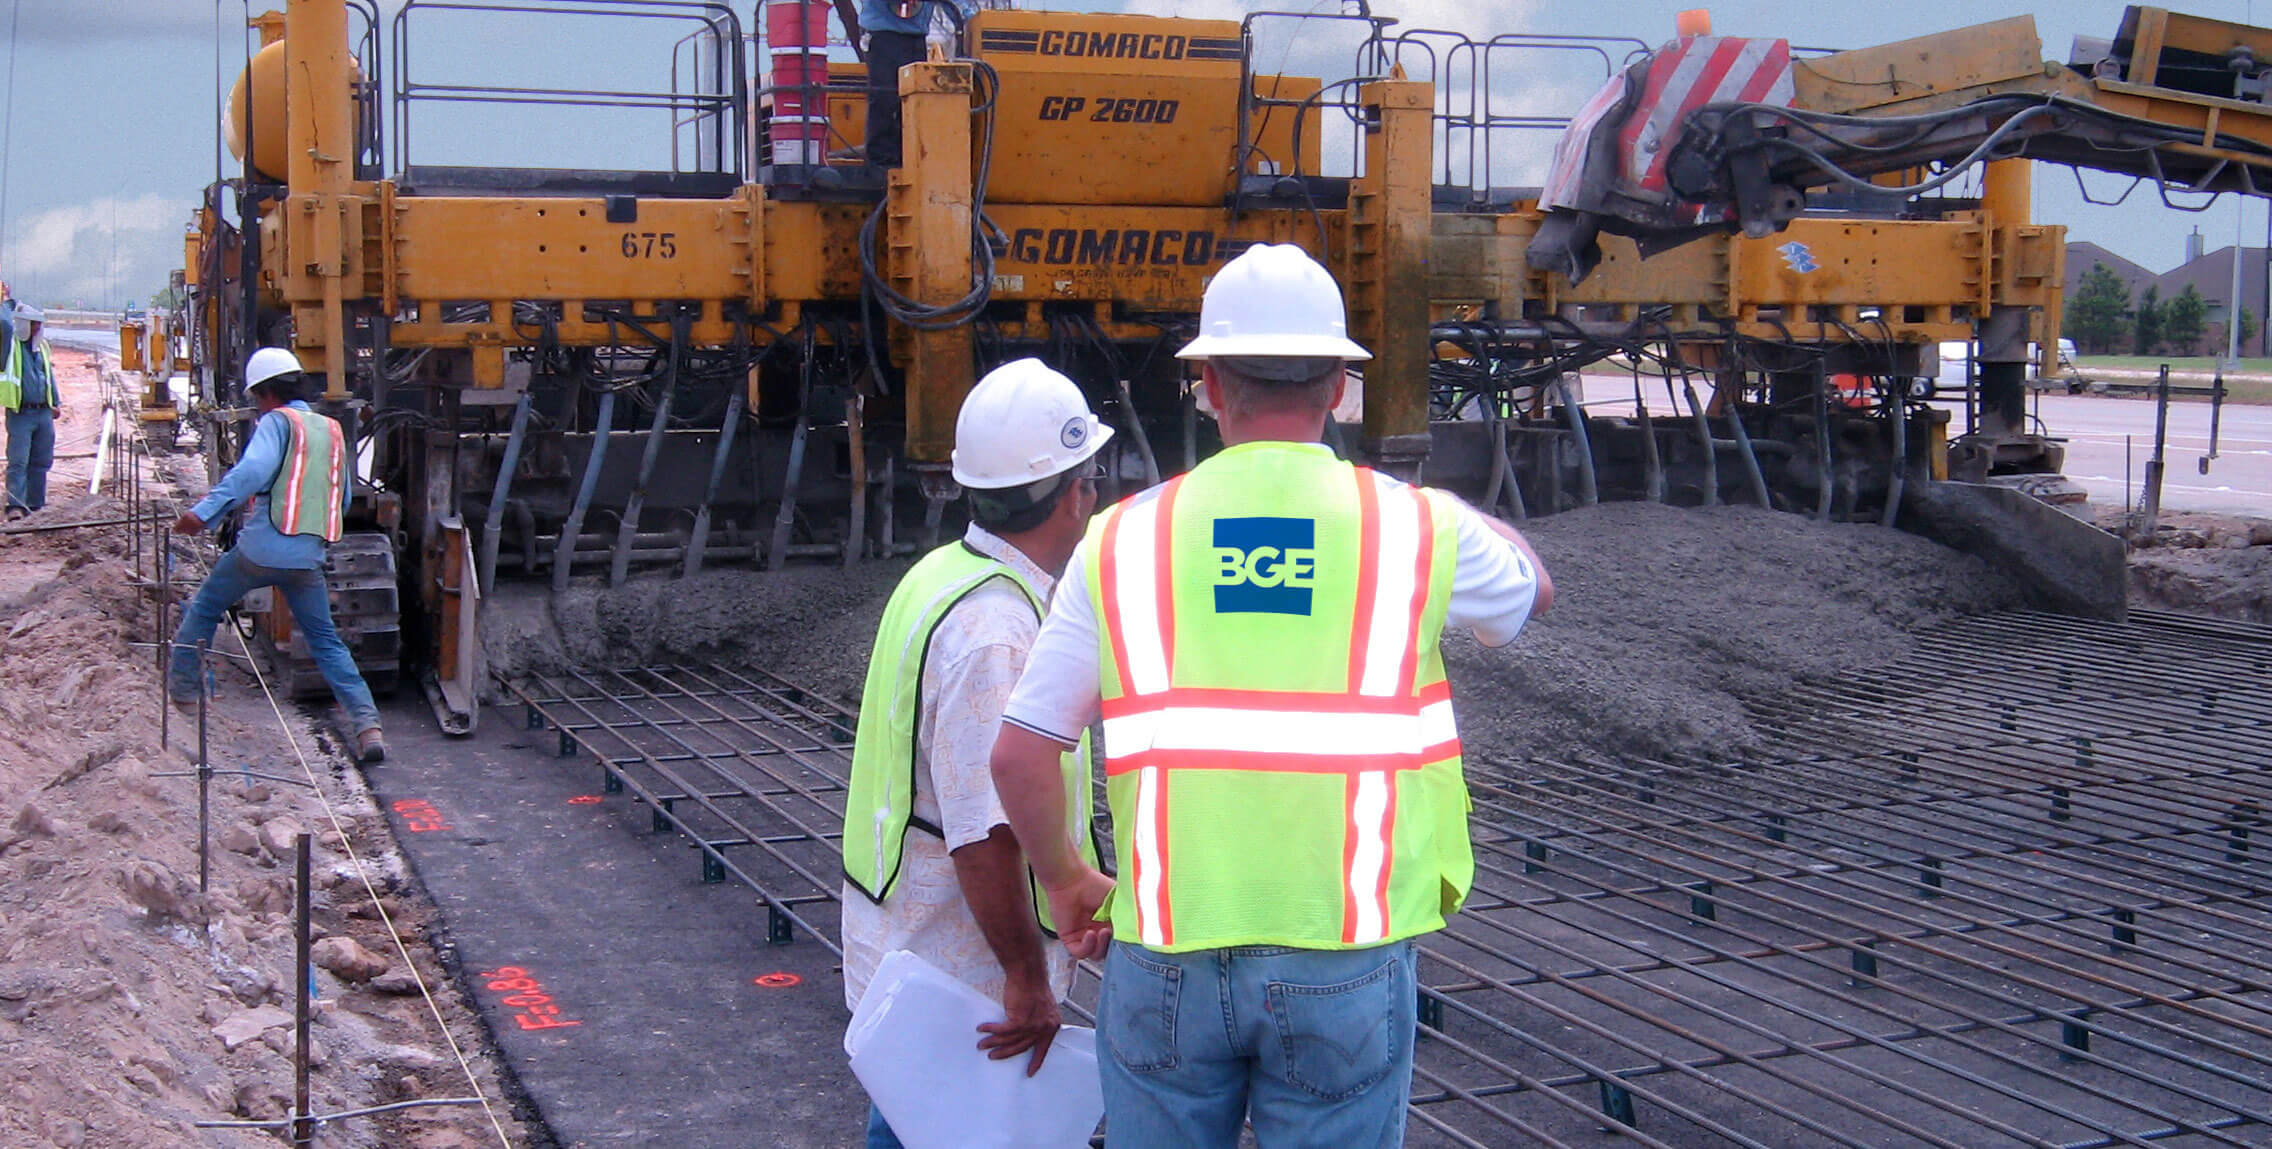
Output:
[1952, 392, 2272, 519]
[1583, 373, 2271, 519]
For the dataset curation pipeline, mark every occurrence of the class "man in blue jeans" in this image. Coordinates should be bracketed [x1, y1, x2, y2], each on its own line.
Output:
[992, 247, 1552, 1146]
[839, 0, 975, 167]
[2, 304, 58, 518]
[168, 348, 386, 763]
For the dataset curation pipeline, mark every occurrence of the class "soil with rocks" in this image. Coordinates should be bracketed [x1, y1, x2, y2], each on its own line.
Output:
[2088, 508, 2272, 623]
[0, 350, 530, 1148]
[489, 500, 2026, 766]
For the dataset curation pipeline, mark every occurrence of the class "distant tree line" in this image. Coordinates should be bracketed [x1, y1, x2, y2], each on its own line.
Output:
[2064, 262, 2255, 356]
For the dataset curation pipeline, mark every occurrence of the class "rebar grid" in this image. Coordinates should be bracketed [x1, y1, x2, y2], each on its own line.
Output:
[505, 661, 860, 956]
[509, 609, 2272, 1147]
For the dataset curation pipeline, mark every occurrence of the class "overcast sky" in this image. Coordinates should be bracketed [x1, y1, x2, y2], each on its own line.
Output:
[1, 0, 2264, 306]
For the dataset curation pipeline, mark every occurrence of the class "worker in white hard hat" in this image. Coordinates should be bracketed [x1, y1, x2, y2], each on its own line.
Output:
[840, 357, 1111, 1148]
[992, 243, 1555, 1147]
[0, 303, 58, 517]
[168, 348, 386, 763]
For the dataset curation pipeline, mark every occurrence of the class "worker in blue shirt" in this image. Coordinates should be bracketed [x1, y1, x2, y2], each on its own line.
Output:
[2, 304, 59, 517]
[846, 0, 976, 167]
[169, 347, 386, 763]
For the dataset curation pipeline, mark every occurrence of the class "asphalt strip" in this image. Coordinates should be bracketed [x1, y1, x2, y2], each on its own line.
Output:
[362, 696, 864, 1149]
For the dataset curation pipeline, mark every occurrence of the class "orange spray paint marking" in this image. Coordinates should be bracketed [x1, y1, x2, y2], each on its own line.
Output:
[477, 966, 584, 1031]
[391, 798, 451, 833]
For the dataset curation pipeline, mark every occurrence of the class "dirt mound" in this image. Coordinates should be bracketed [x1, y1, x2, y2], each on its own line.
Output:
[490, 502, 2024, 768]
[1444, 502, 2025, 764]
[2108, 510, 2272, 623]
[0, 345, 526, 1148]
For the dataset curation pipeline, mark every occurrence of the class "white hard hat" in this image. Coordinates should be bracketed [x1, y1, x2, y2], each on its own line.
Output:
[1176, 243, 1371, 363]
[13, 305, 43, 323]
[951, 358, 1114, 490]
[246, 346, 304, 387]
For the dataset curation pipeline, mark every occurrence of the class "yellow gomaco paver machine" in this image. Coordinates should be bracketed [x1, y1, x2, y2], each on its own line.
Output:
[176, 1, 2272, 726]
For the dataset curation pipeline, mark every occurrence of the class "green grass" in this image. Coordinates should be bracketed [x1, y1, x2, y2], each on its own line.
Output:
[2072, 355, 2272, 375]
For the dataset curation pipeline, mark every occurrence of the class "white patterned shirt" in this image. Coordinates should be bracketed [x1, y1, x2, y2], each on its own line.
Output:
[841, 525, 1076, 1013]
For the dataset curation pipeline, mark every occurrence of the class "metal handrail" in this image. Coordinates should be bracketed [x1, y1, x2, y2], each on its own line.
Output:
[391, 0, 746, 179]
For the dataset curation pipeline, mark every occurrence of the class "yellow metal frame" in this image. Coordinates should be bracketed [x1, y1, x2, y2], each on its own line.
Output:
[236, 0, 2104, 466]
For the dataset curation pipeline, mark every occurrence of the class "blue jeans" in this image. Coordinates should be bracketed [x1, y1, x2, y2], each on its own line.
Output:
[169, 549, 381, 732]
[5, 407, 54, 511]
[1099, 940, 1418, 1148]
[865, 1102, 905, 1149]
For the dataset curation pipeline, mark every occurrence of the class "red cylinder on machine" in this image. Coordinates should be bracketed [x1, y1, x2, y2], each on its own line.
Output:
[766, 0, 833, 166]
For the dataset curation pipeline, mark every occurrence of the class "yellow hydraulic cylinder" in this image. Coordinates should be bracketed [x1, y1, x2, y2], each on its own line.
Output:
[1349, 76, 1435, 472]
[284, 0, 356, 400]
[1981, 159, 2030, 225]
[895, 58, 978, 470]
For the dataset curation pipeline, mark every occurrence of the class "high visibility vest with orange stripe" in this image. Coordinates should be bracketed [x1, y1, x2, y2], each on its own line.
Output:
[266, 406, 347, 542]
[1083, 441, 1469, 953]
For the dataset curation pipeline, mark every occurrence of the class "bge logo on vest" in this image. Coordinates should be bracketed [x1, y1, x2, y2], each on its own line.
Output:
[1211, 517, 1318, 616]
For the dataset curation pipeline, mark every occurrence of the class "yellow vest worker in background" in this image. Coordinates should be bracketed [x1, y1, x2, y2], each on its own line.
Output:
[1, 304, 59, 518]
[839, 359, 1110, 1149]
[992, 245, 1554, 1147]
[168, 348, 386, 764]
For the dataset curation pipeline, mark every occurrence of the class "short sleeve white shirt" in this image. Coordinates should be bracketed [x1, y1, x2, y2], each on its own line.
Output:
[840, 526, 1076, 1011]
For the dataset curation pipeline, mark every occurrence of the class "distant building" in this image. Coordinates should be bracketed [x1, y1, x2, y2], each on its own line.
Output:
[2064, 239, 2272, 355]
[2063, 241, 2157, 303]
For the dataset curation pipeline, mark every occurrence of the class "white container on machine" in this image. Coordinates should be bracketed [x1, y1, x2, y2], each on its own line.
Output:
[845, 950, 1105, 1149]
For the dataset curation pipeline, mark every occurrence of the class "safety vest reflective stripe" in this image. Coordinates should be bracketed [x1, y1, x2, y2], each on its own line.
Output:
[1098, 477, 1182, 700]
[281, 412, 310, 528]
[1096, 464, 1446, 949]
[1101, 698, 1458, 770]
[1352, 468, 1435, 698]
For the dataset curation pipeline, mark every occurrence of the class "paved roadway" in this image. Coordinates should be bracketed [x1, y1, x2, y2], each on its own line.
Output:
[43, 326, 120, 354]
[1581, 374, 2272, 519]
[1997, 392, 2272, 518]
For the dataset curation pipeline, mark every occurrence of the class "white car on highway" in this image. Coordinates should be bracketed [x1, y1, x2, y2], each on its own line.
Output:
[1931, 338, 2080, 397]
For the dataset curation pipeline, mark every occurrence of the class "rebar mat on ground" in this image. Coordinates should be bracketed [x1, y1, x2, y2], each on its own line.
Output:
[511, 610, 2272, 1148]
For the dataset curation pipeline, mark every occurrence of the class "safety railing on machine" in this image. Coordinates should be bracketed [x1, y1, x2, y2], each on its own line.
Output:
[390, 0, 746, 193]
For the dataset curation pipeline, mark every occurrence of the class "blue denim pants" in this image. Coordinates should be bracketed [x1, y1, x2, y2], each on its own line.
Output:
[864, 1102, 905, 1149]
[5, 407, 54, 511]
[1098, 939, 1418, 1148]
[169, 549, 381, 732]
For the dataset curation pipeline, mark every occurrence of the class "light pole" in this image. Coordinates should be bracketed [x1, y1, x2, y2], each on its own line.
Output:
[2229, 196, 2248, 367]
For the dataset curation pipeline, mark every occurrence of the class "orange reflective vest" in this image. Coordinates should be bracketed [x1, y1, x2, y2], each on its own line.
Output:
[1083, 442, 1467, 953]
[267, 406, 347, 542]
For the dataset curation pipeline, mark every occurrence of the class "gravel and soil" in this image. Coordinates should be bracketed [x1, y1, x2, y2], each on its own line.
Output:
[0, 348, 530, 1149]
[489, 499, 2028, 766]
[2092, 508, 2272, 623]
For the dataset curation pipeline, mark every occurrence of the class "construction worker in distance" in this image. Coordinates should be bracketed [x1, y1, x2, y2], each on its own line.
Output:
[168, 348, 386, 763]
[840, 358, 1111, 1149]
[835, 0, 975, 167]
[1, 304, 59, 518]
[990, 244, 1554, 1147]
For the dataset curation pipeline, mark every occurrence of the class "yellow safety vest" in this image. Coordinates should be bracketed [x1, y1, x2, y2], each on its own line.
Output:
[843, 539, 1099, 932]
[0, 337, 54, 412]
[1083, 442, 1467, 953]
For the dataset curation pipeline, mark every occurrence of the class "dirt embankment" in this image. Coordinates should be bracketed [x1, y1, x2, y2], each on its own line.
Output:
[489, 501, 2025, 766]
[0, 353, 527, 1148]
[2106, 510, 2272, 623]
